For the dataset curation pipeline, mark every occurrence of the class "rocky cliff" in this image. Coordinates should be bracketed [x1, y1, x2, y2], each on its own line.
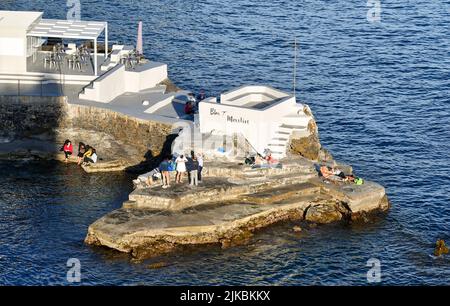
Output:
[0, 96, 174, 170]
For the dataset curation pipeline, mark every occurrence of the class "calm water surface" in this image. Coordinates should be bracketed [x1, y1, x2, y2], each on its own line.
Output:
[0, 0, 449, 285]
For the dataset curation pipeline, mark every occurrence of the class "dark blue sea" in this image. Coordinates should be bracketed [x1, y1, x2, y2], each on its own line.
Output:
[0, 0, 449, 285]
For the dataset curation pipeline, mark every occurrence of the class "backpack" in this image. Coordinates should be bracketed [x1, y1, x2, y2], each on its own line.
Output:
[168, 161, 175, 171]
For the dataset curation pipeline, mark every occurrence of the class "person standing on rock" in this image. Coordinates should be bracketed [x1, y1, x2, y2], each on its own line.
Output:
[175, 154, 188, 183]
[159, 156, 171, 189]
[187, 153, 199, 186]
[62, 140, 73, 163]
[197, 152, 204, 183]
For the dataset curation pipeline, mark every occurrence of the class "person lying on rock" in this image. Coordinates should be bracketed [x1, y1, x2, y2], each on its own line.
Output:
[320, 165, 334, 179]
[319, 165, 347, 184]
[134, 168, 161, 188]
[320, 165, 362, 184]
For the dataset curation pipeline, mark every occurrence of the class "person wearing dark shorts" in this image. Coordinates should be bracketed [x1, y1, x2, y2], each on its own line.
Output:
[77, 142, 86, 165]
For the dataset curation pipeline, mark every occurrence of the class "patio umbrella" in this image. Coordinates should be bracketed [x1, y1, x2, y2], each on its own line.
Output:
[136, 21, 143, 55]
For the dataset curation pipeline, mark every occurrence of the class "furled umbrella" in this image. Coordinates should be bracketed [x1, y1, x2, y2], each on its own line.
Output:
[136, 21, 143, 55]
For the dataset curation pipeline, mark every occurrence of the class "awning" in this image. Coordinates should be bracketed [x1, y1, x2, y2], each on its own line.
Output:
[26, 18, 108, 76]
[27, 19, 106, 40]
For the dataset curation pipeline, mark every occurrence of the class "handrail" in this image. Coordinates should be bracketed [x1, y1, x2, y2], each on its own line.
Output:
[78, 63, 123, 96]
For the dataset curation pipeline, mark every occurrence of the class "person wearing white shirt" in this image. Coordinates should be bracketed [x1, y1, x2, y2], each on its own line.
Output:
[197, 153, 204, 182]
[175, 154, 188, 183]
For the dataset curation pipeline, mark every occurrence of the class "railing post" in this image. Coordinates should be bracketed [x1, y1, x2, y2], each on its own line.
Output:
[18, 79, 20, 96]
[41, 80, 43, 97]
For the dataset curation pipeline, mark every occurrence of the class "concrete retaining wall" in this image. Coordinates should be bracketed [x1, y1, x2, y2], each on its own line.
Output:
[0, 95, 174, 164]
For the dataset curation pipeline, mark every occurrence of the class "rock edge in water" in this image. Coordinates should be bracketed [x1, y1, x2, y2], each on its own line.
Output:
[85, 156, 390, 260]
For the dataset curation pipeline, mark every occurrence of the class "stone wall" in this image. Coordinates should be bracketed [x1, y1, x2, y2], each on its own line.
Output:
[0, 96, 175, 167]
[0, 96, 66, 139]
[64, 104, 174, 161]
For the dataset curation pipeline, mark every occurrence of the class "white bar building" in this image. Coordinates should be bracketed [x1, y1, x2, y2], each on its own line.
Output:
[198, 86, 313, 159]
[0, 10, 107, 76]
[0, 10, 168, 104]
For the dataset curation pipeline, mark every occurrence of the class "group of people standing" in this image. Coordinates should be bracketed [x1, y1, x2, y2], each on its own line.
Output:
[61, 140, 98, 166]
[159, 151, 204, 189]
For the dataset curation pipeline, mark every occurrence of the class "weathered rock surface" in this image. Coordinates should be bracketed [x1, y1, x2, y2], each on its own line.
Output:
[85, 158, 390, 259]
[289, 115, 321, 160]
[0, 95, 176, 172]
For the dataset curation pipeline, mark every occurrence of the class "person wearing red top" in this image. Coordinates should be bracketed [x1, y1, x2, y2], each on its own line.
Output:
[62, 139, 73, 163]
[184, 101, 193, 115]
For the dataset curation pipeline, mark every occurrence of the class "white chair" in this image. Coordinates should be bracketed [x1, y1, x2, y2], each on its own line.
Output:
[112, 44, 124, 51]
[66, 43, 77, 55]
[111, 45, 125, 63]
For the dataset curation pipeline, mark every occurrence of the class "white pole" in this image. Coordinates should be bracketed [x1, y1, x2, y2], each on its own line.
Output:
[293, 37, 297, 98]
[105, 23, 108, 59]
[94, 38, 98, 76]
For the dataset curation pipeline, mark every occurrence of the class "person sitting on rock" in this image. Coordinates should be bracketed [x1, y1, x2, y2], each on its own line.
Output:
[253, 154, 267, 168]
[83, 145, 97, 165]
[77, 142, 86, 165]
[62, 139, 73, 163]
[265, 153, 278, 166]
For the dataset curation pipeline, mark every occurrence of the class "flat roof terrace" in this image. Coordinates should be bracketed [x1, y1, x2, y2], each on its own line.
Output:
[0, 11, 43, 29]
[27, 19, 107, 41]
[27, 51, 105, 76]
[219, 85, 291, 110]
[26, 17, 108, 76]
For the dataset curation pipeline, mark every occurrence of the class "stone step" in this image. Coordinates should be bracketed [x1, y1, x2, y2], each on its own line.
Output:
[281, 115, 307, 126]
[239, 182, 321, 204]
[271, 137, 289, 141]
[274, 130, 291, 136]
[267, 172, 317, 185]
[268, 138, 286, 145]
[279, 124, 307, 130]
[85, 197, 314, 259]
[128, 177, 257, 211]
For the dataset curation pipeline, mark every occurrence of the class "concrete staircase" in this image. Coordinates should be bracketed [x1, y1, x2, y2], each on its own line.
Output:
[266, 105, 310, 159]
[78, 63, 124, 101]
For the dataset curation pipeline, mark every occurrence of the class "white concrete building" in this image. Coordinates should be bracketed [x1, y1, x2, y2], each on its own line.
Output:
[0, 10, 168, 104]
[198, 85, 313, 159]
